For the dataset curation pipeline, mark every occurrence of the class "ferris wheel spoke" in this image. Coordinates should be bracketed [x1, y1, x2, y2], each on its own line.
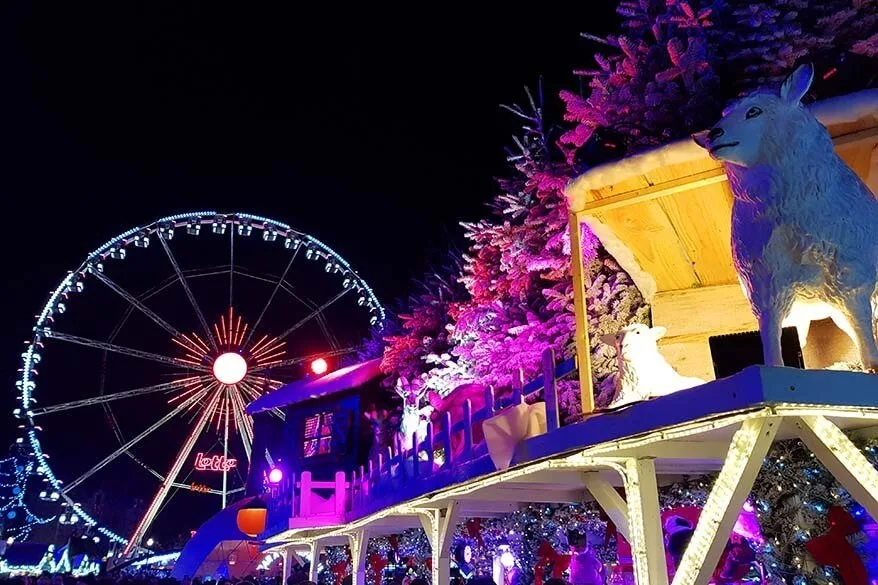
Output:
[243, 245, 301, 348]
[157, 233, 218, 351]
[125, 451, 166, 482]
[92, 270, 185, 339]
[124, 389, 222, 553]
[230, 393, 251, 461]
[229, 268, 339, 349]
[37, 329, 209, 372]
[274, 288, 352, 343]
[249, 345, 362, 372]
[61, 388, 208, 494]
[31, 378, 202, 416]
[229, 227, 235, 309]
[235, 392, 254, 458]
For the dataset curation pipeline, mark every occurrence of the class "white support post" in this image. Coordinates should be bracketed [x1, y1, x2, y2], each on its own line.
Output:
[282, 547, 292, 585]
[795, 415, 878, 520]
[419, 501, 460, 585]
[348, 529, 369, 585]
[309, 540, 321, 584]
[672, 417, 778, 585]
[624, 458, 669, 585]
[582, 473, 630, 541]
[223, 390, 230, 509]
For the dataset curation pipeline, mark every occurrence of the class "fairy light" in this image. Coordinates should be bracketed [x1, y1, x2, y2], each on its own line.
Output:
[671, 418, 778, 585]
[0, 455, 55, 541]
[798, 415, 878, 506]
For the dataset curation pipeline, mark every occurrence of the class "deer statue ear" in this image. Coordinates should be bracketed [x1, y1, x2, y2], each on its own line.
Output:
[650, 326, 667, 340]
[426, 391, 442, 409]
[600, 333, 618, 345]
[780, 63, 814, 104]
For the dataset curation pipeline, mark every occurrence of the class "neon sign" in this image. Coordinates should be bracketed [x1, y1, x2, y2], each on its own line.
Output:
[194, 452, 237, 472]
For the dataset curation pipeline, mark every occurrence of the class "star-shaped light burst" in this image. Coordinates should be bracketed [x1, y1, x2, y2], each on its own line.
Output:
[169, 307, 286, 432]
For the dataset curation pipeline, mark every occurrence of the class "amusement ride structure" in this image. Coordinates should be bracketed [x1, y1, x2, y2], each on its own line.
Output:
[11, 212, 383, 553]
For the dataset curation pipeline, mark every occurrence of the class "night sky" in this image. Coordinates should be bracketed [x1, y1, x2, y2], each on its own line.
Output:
[0, 3, 617, 541]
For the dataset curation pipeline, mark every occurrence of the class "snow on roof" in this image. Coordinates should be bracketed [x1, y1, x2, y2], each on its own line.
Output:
[566, 88, 878, 210]
[245, 358, 383, 414]
[564, 89, 878, 301]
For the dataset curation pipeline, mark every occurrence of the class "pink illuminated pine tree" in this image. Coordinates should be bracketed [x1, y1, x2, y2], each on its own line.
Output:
[448, 86, 648, 415]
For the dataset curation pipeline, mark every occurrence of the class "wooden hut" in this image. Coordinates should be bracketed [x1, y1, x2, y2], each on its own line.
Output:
[564, 90, 878, 389]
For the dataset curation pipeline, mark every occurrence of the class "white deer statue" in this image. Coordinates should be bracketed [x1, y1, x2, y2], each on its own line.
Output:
[693, 63, 878, 371]
[394, 376, 432, 451]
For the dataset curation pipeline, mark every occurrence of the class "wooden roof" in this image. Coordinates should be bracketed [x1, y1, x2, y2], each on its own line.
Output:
[565, 89, 878, 300]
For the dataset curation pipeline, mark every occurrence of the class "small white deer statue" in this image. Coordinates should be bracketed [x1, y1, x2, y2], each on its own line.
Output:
[693, 63, 878, 371]
[394, 376, 432, 451]
[602, 324, 704, 408]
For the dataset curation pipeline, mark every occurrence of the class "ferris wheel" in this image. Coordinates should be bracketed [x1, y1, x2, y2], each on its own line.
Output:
[12, 212, 383, 554]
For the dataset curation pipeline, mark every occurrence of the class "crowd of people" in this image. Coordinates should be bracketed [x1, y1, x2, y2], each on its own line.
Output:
[0, 572, 288, 585]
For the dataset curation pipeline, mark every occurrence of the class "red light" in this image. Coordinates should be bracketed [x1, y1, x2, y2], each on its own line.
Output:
[268, 468, 283, 484]
[310, 358, 328, 375]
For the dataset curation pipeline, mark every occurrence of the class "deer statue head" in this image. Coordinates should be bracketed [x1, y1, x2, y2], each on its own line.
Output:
[395, 376, 432, 448]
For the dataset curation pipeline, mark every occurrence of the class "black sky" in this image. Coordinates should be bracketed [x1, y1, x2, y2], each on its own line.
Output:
[0, 3, 618, 537]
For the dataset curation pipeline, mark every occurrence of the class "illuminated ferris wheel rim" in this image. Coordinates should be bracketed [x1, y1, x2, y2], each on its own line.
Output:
[15, 211, 385, 548]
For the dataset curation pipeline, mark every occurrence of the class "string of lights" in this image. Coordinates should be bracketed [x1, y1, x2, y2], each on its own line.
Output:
[0, 454, 55, 542]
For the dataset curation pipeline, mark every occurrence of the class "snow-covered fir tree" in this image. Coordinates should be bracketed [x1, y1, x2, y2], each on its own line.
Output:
[378, 254, 469, 393]
[447, 86, 648, 415]
[560, 0, 722, 160]
[711, 0, 878, 95]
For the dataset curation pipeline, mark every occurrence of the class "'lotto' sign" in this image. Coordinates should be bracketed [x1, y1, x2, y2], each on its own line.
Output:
[194, 452, 237, 472]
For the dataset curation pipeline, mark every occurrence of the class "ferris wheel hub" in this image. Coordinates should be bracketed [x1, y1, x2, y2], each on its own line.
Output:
[212, 352, 248, 385]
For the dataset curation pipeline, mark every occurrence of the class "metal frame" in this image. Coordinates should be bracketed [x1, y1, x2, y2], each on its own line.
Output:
[262, 402, 878, 585]
[14, 211, 385, 549]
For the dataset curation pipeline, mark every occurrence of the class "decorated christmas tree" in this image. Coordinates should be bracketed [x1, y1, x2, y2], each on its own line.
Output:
[560, 0, 722, 160]
[379, 254, 470, 395]
[751, 438, 878, 585]
[711, 0, 878, 95]
[447, 85, 648, 414]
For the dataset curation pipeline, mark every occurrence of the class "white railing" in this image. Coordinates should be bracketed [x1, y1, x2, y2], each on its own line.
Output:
[263, 347, 575, 530]
[350, 348, 572, 512]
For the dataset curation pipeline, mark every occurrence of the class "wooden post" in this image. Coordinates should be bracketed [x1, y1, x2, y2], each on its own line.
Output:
[582, 473, 630, 541]
[568, 210, 595, 414]
[419, 502, 460, 585]
[426, 422, 435, 470]
[443, 412, 454, 467]
[485, 385, 495, 415]
[795, 415, 878, 521]
[359, 465, 366, 505]
[300, 471, 312, 517]
[335, 471, 347, 516]
[542, 348, 560, 431]
[396, 435, 406, 481]
[411, 431, 419, 477]
[462, 400, 473, 461]
[309, 540, 321, 584]
[672, 417, 778, 585]
[290, 472, 297, 517]
[511, 369, 523, 405]
[624, 458, 669, 585]
[282, 547, 292, 585]
[349, 529, 368, 585]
